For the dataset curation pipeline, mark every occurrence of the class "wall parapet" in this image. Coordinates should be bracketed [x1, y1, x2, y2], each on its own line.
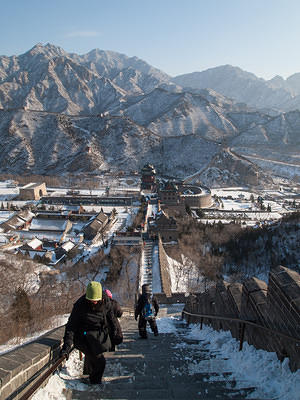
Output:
[183, 265, 300, 371]
[0, 326, 64, 400]
[157, 236, 172, 297]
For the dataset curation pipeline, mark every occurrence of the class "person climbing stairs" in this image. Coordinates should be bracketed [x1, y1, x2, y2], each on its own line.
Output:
[58, 305, 263, 400]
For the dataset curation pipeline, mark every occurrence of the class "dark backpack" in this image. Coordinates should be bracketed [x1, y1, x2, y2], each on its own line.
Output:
[142, 298, 154, 320]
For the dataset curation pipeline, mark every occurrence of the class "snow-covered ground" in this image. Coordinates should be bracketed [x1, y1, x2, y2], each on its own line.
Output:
[242, 154, 300, 180]
[201, 186, 296, 226]
[31, 316, 300, 400]
[211, 187, 253, 198]
[167, 254, 204, 292]
[184, 323, 300, 400]
[211, 186, 298, 206]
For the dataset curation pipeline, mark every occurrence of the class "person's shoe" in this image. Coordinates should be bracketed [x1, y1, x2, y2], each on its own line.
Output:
[154, 332, 159, 336]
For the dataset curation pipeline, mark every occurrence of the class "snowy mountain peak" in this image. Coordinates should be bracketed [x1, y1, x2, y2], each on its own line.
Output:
[24, 43, 67, 59]
[0, 43, 299, 185]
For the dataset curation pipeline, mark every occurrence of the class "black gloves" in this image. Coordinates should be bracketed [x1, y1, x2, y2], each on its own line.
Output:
[135, 315, 138, 321]
[60, 348, 70, 361]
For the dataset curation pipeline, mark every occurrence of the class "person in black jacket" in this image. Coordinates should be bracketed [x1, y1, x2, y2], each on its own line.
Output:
[60, 281, 117, 384]
[135, 284, 159, 339]
[105, 289, 123, 351]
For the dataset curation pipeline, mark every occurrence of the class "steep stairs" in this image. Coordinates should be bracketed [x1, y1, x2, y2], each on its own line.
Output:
[141, 240, 154, 292]
[59, 305, 265, 400]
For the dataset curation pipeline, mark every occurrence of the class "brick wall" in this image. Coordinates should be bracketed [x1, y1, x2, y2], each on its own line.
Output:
[183, 266, 300, 371]
[158, 236, 172, 297]
[267, 266, 300, 370]
[0, 326, 64, 399]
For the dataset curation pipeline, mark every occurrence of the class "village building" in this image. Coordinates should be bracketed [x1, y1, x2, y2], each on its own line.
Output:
[159, 181, 181, 206]
[158, 180, 213, 211]
[29, 218, 72, 234]
[18, 237, 77, 265]
[41, 195, 133, 206]
[35, 211, 70, 220]
[180, 184, 213, 208]
[60, 205, 84, 214]
[113, 232, 142, 246]
[83, 211, 109, 240]
[19, 182, 47, 200]
[19, 237, 43, 252]
[36, 209, 92, 222]
[0, 210, 35, 232]
[148, 210, 178, 242]
[52, 240, 76, 260]
[141, 164, 156, 191]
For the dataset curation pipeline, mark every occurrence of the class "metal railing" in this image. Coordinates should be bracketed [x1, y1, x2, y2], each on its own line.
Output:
[17, 309, 136, 400]
[18, 352, 72, 400]
[182, 310, 300, 351]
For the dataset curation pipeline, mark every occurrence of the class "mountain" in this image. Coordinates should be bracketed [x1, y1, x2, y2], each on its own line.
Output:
[0, 44, 299, 186]
[195, 148, 274, 187]
[0, 44, 126, 114]
[172, 65, 300, 112]
[0, 109, 162, 175]
[115, 88, 240, 141]
[68, 48, 176, 95]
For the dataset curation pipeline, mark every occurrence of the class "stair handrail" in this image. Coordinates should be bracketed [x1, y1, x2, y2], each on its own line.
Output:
[182, 310, 300, 351]
[17, 352, 72, 400]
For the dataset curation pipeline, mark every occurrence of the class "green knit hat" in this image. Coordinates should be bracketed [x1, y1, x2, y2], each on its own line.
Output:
[86, 281, 102, 301]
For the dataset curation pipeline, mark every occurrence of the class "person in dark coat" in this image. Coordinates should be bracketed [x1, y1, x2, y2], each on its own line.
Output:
[60, 281, 118, 384]
[105, 289, 123, 351]
[135, 284, 159, 339]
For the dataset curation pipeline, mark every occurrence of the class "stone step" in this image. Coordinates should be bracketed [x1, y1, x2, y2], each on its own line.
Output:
[67, 378, 257, 400]
[70, 387, 171, 399]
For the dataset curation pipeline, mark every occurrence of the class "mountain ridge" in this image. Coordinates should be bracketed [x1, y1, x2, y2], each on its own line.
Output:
[0, 43, 299, 186]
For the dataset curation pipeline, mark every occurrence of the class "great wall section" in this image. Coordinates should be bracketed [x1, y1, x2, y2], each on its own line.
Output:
[0, 247, 299, 399]
[0, 165, 299, 399]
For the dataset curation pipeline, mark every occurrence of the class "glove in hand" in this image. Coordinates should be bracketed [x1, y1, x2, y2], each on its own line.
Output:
[60, 348, 70, 361]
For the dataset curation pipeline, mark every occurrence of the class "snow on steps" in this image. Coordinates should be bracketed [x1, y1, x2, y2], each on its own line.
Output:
[60, 306, 264, 400]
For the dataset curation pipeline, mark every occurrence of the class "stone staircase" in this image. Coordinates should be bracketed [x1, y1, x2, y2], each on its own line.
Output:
[60, 305, 265, 400]
[141, 241, 153, 291]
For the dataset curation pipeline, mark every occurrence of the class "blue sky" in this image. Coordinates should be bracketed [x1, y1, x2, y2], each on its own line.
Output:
[1, 0, 299, 79]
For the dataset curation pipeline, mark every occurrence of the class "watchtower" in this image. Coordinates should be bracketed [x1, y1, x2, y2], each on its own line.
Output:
[141, 164, 156, 191]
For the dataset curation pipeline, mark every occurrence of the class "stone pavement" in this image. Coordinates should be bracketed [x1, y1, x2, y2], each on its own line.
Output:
[63, 305, 266, 400]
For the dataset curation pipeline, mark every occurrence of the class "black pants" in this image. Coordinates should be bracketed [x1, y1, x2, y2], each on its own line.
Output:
[75, 330, 110, 384]
[138, 316, 158, 338]
[82, 349, 106, 383]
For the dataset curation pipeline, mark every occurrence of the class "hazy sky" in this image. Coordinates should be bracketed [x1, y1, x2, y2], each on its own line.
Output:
[1, 0, 299, 80]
